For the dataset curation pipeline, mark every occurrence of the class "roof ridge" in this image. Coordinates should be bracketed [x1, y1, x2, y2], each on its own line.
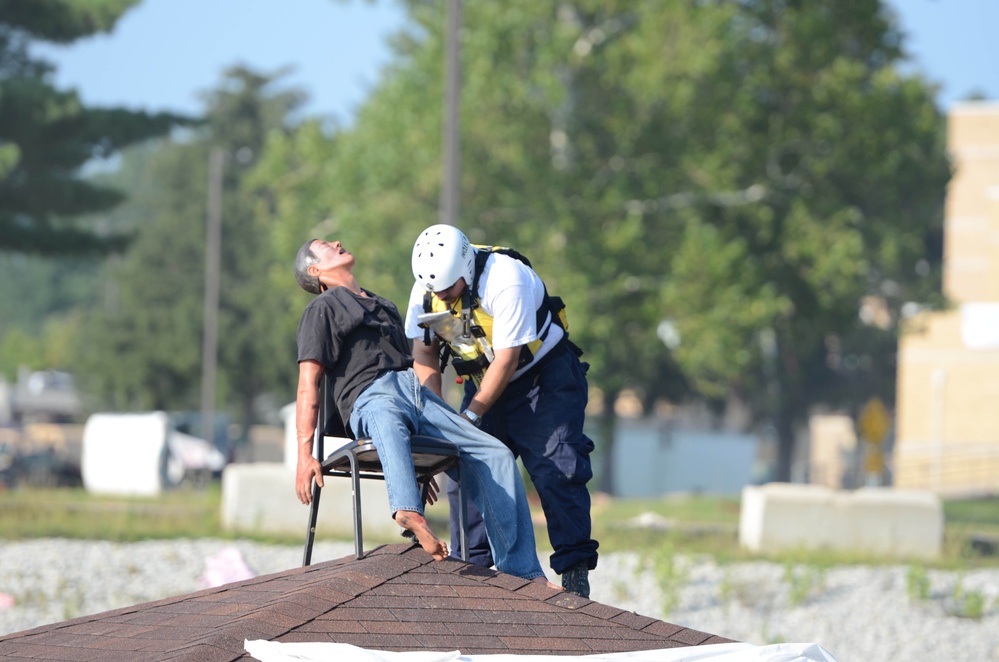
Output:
[0, 541, 734, 660]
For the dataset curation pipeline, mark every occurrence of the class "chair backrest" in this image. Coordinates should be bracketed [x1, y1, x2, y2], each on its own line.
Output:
[319, 373, 349, 438]
[315, 373, 354, 462]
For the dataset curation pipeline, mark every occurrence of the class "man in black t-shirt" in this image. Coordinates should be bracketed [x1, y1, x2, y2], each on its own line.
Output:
[292, 238, 553, 584]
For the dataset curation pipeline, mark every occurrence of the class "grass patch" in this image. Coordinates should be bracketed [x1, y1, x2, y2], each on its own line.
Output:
[942, 496, 999, 565]
[589, 492, 999, 570]
[594, 493, 742, 525]
[590, 493, 744, 559]
[905, 565, 931, 602]
[0, 483, 253, 543]
[944, 496, 999, 528]
[3, 486, 999, 571]
[783, 562, 826, 606]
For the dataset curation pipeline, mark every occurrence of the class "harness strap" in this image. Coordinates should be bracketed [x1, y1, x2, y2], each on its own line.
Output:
[421, 246, 582, 379]
[471, 248, 554, 336]
[511, 335, 568, 384]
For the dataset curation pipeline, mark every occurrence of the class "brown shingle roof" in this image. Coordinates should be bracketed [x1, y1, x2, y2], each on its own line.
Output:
[0, 543, 735, 661]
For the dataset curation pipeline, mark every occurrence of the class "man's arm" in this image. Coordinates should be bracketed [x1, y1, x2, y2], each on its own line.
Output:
[412, 333, 518, 421]
[463, 345, 519, 420]
[412, 338, 444, 398]
[295, 359, 325, 505]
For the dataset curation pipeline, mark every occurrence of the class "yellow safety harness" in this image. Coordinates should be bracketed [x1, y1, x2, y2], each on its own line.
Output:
[419, 245, 575, 385]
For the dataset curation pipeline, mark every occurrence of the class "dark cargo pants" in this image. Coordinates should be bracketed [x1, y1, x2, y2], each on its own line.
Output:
[447, 345, 599, 575]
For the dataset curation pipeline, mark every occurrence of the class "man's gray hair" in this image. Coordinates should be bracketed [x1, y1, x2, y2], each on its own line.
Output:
[294, 239, 323, 294]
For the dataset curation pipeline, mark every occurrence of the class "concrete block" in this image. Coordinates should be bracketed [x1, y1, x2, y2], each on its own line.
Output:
[739, 482, 942, 560]
[221, 462, 408, 543]
[849, 487, 944, 559]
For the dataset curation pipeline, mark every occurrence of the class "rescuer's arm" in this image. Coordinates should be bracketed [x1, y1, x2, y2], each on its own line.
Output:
[463, 345, 519, 419]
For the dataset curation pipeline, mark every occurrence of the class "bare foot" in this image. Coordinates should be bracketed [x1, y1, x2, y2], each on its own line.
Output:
[395, 510, 448, 560]
[532, 576, 563, 591]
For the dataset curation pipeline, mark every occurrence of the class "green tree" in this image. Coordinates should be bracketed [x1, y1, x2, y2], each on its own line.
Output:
[253, 1, 714, 490]
[0, 252, 101, 380]
[252, 0, 949, 487]
[655, 0, 950, 480]
[0, 0, 190, 255]
[74, 67, 304, 434]
[446, 0, 948, 483]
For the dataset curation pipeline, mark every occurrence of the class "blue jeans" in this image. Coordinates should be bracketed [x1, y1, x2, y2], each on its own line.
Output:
[349, 368, 544, 581]
[449, 347, 599, 575]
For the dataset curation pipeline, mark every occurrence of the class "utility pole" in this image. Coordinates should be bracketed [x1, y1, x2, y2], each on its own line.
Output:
[201, 148, 224, 447]
[440, 0, 461, 226]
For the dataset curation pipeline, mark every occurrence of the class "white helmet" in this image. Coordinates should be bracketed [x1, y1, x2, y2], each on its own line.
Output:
[412, 224, 474, 292]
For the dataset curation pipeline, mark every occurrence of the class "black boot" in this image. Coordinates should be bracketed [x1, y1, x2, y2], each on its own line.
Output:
[561, 561, 590, 598]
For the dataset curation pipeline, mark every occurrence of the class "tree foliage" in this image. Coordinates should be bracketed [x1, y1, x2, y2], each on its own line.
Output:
[654, 0, 950, 478]
[253, 0, 948, 483]
[73, 67, 304, 431]
[0, 0, 191, 255]
[9, 1, 949, 489]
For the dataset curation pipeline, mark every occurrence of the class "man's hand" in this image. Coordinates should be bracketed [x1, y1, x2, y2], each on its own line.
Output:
[296, 455, 323, 505]
[464, 345, 520, 418]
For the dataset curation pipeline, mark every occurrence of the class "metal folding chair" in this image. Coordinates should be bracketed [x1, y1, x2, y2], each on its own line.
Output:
[302, 375, 467, 564]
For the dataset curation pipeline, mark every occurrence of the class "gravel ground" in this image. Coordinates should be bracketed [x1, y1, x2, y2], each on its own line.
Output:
[2, 539, 998, 660]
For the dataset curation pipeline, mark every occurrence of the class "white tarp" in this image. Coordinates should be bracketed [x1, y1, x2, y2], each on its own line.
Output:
[244, 640, 839, 662]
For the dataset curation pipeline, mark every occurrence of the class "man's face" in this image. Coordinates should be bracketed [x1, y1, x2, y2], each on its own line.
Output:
[310, 240, 354, 271]
[436, 277, 467, 306]
[306, 240, 355, 291]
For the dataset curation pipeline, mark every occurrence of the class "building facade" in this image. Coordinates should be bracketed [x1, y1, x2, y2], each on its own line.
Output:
[894, 102, 999, 496]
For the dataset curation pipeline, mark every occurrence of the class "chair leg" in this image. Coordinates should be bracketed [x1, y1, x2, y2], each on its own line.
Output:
[349, 453, 364, 559]
[302, 478, 323, 566]
[457, 467, 468, 561]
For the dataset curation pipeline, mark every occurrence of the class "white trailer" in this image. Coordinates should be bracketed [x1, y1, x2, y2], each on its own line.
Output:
[81, 411, 225, 496]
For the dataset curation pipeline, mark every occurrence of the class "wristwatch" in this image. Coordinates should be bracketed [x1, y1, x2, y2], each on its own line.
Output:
[462, 409, 481, 427]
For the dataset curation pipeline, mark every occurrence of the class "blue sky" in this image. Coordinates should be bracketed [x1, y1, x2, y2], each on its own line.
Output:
[34, 0, 408, 123]
[32, 0, 999, 123]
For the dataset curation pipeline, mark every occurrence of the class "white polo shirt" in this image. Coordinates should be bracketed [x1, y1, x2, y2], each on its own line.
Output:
[404, 249, 564, 379]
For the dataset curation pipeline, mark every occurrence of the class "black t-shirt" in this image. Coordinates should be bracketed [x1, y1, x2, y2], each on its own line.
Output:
[296, 287, 414, 435]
